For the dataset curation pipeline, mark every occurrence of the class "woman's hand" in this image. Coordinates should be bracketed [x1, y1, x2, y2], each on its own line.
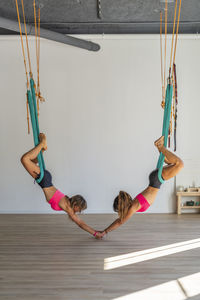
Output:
[94, 231, 106, 239]
[99, 231, 106, 238]
[94, 232, 102, 239]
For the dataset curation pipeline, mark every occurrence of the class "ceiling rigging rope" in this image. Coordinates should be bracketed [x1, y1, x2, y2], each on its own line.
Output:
[172, 0, 182, 68]
[169, 0, 178, 77]
[15, 0, 29, 88]
[21, 0, 33, 78]
[33, 0, 45, 117]
[33, 0, 39, 113]
[163, 0, 168, 100]
[160, 11, 164, 107]
[15, 0, 30, 133]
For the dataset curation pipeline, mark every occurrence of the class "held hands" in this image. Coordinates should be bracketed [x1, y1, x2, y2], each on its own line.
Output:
[93, 230, 106, 239]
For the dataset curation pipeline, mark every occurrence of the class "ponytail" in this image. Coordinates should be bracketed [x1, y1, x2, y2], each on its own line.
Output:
[113, 191, 132, 220]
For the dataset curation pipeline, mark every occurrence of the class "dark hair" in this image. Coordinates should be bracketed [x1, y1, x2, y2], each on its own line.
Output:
[68, 195, 87, 211]
[113, 191, 132, 220]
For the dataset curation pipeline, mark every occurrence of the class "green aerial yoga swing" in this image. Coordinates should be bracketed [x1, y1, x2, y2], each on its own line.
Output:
[27, 79, 45, 183]
[16, 0, 45, 183]
[157, 0, 182, 184]
[157, 83, 173, 184]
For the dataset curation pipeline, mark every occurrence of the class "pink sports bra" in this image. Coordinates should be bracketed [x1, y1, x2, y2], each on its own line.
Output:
[48, 190, 65, 211]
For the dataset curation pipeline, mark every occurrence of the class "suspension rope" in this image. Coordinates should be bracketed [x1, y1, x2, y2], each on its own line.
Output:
[15, 0, 29, 88]
[15, 0, 30, 133]
[37, 5, 45, 103]
[163, 0, 168, 97]
[173, 0, 182, 69]
[33, 0, 45, 117]
[37, 6, 41, 96]
[33, 1, 38, 57]
[169, 0, 178, 77]
[160, 11, 165, 108]
[33, 0, 39, 115]
[21, 0, 33, 78]
[33, 0, 38, 85]
[37, 5, 41, 113]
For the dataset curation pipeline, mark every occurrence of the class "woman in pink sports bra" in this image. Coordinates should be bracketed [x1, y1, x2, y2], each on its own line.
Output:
[21, 133, 102, 239]
[99, 136, 184, 238]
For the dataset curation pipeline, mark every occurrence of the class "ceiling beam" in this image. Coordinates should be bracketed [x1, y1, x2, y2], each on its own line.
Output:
[0, 17, 100, 51]
[35, 21, 200, 35]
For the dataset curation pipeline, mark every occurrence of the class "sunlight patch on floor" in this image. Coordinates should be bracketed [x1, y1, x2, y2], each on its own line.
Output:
[112, 271, 200, 300]
[104, 238, 200, 270]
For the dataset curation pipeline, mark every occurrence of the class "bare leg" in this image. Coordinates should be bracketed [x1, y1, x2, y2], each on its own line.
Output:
[31, 148, 45, 164]
[163, 155, 171, 165]
[21, 133, 47, 179]
[155, 136, 184, 181]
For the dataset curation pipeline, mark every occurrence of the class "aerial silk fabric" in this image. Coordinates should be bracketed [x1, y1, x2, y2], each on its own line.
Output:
[157, 83, 173, 184]
[27, 78, 45, 183]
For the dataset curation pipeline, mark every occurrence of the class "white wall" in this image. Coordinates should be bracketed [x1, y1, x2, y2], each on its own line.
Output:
[0, 34, 198, 213]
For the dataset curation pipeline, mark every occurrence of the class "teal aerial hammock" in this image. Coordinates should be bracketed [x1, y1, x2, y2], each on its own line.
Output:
[15, 0, 45, 183]
[27, 79, 45, 183]
[157, 83, 173, 184]
[158, 0, 182, 184]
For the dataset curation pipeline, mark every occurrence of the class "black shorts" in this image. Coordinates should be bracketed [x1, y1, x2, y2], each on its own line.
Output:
[36, 170, 53, 188]
[149, 169, 164, 189]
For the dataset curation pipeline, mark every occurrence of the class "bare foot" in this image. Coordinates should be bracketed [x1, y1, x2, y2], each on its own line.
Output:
[154, 136, 164, 151]
[39, 133, 47, 150]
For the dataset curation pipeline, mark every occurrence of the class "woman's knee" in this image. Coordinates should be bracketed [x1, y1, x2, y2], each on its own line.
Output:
[177, 159, 184, 169]
[20, 154, 27, 165]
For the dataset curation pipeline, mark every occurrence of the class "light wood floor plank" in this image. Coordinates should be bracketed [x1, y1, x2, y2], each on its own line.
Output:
[0, 214, 200, 299]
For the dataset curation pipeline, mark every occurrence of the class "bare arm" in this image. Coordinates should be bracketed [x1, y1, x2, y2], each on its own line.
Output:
[69, 212, 96, 235]
[103, 217, 124, 234]
[61, 203, 97, 236]
[101, 200, 140, 236]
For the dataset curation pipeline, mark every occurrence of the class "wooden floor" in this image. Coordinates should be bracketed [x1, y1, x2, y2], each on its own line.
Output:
[0, 214, 200, 300]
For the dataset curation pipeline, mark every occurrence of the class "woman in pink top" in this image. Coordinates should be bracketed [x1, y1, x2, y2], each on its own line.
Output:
[99, 136, 184, 237]
[21, 133, 101, 239]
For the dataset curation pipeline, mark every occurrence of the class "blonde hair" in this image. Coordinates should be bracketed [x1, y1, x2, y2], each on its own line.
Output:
[113, 191, 132, 220]
[68, 195, 87, 211]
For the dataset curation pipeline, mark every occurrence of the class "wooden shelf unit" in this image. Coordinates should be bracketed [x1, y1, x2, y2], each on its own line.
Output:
[182, 206, 200, 209]
[176, 191, 200, 214]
